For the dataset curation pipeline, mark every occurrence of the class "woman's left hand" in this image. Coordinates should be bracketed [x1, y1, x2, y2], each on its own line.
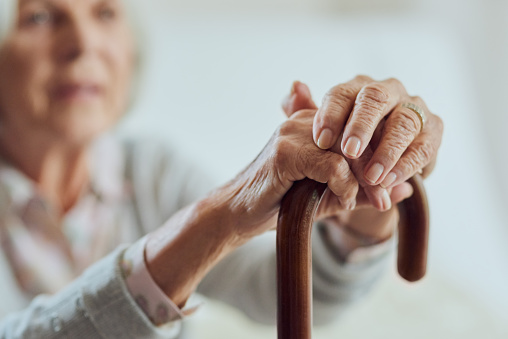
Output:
[283, 77, 443, 212]
[313, 76, 443, 185]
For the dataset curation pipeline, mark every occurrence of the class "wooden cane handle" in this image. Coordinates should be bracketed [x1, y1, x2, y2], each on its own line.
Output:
[276, 175, 429, 339]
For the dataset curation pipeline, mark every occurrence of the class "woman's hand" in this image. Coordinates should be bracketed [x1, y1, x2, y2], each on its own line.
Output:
[284, 77, 443, 211]
[222, 108, 363, 240]
[280, 78, 442, 244]
[282, 80, 415, 213]
[312, 75, 443, 188]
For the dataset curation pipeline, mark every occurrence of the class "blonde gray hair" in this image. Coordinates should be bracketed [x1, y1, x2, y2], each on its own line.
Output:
[0, 0, 15, 45]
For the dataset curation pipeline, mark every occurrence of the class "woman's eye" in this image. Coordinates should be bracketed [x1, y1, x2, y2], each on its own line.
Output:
[97, 7, 116, 21]
[26, 10, 52, 26]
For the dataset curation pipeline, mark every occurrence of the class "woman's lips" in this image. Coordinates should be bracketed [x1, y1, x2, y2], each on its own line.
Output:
[52, 83, 102, 102]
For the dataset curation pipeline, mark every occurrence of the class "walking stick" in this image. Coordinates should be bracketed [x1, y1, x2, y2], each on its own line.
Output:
[276, 175, 429, 339]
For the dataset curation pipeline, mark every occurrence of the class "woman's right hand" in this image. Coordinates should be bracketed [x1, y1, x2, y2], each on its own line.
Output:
[220, 108, 360, 240]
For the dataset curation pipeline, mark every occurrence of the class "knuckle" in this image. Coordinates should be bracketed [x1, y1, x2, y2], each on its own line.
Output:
[386, 77, 404, 90]
[342, 183, 359, 202]
[412, 140, 434, 166]
[396, 109, 421, 135]
[330, 158, 358, 201]
[290, 108, 315, 121]
[357, 83, 390, 112]
[410, 95, 425, 106]
[399, 155, 420, 176]
[434, 114, 444, 133]
[277, 120, 297, 137]
[361, 83, 390, 103]
[325, 85, 357, 108]
[353, 74, 373, 83]
[333, 156, 351, 179]
[295, 146, 313, 171]
[389, 77, 402, 86]
[272, 138, 291, 164]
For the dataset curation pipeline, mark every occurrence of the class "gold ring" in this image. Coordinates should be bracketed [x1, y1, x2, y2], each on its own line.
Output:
[402, 102, 426, 132]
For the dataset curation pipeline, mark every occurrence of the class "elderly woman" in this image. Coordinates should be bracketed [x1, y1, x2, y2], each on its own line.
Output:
[0, 0, 443, 338]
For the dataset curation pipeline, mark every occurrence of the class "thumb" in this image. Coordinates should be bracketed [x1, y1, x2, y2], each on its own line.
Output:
[282, 81, 318, 118]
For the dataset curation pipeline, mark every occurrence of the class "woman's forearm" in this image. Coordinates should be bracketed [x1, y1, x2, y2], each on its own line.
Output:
[144, 187, 245, 308]
[144, 185, 396, 308]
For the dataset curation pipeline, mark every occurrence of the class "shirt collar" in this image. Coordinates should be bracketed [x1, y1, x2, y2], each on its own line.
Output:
[0, 133, 126, 213]
[87, 133, 126, 204]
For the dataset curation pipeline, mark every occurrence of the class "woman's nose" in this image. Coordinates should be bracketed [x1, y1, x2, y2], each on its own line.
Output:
[55, 18, 96, 63]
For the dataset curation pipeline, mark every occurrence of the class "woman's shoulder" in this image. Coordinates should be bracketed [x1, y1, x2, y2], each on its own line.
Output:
[121, 137, 179, 166]
[117, 136, 215, 227]
[121, 137, 204, 188]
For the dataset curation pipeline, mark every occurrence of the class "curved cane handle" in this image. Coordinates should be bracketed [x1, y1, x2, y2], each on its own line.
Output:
[276, 175, 429, 339]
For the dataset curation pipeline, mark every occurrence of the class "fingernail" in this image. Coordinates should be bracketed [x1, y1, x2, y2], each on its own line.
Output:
[380, 172, 397, 188]
[282, 94, 290, 109]
[382, 190, 392, 211]
[343, 136, 361, 158]
[365, 163, 384, 184]
[290, 81, 299, 95]
[317, 128, 333, 149]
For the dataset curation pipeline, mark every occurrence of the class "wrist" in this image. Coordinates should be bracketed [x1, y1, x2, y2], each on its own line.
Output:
[319, 220, 394, 264]
[343, 207, 397, 241]
[319, 208, 397, 261]
[212, 170, 280, 242]
[319, 219, 385, 261]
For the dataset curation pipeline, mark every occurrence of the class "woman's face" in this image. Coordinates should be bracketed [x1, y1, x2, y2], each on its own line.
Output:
[0, 0, 135, 145]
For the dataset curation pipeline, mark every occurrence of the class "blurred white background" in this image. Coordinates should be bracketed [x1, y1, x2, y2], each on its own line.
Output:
[118, 0, 508, 337]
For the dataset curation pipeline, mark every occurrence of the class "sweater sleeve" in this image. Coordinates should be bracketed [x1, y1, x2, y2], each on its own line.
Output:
[125, 139, 392, 327]
[197, 225, 392, 326]
[0, 246, 182, 339]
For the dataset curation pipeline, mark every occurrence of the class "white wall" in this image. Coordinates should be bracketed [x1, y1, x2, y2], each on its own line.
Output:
[118, 0, 508, 337]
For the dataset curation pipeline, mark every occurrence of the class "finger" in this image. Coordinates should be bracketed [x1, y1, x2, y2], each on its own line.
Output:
[332, 139, 393, 211]
[363, 102, 422, 185]
[390, 182, 414, 204]
[316, 188, 371, 220]
[356, 171, 393, 212]
[312, 75, 373, 150]
[363, 185, 393, 212]
[421, 157, 437, 179]
[301, 150, 359, 210]
[282, 81, 318, 118]
[379, 114, 444, 189]
[341, 78, 407, 160]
